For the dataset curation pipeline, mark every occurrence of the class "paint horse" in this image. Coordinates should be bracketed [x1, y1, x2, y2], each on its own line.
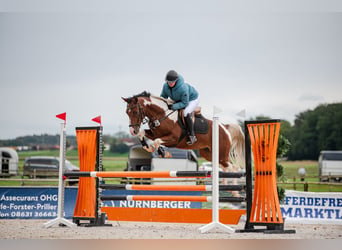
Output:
[122, 91, 245, 175]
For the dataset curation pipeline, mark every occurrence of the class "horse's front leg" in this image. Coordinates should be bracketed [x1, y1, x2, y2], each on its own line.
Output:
[137, 130, 169, 157]
[151, 139, 172, 158]
[137, 130, 155, 153]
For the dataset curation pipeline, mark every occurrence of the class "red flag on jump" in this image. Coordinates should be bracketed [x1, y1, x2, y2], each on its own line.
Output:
[56, 112, 66, 123]
[92, 115, 101, 125]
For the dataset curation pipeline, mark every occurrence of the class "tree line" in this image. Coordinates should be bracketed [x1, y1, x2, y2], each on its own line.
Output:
[279, 102, 342, 160]
[240, 103, 341, 160]
[0, 132, 133, 153]
[0, 134, 77, 149]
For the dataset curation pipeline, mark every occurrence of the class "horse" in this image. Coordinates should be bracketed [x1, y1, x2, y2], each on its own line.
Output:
[122, 91, 245, 174]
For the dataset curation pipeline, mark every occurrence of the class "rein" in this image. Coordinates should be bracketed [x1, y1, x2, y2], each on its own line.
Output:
[150, 109, 176, 128]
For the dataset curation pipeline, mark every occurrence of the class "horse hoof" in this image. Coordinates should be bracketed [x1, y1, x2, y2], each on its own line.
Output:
[164, 151, 172, 158]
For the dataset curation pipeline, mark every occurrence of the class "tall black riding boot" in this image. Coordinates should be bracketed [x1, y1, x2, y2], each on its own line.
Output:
[185, 114, 197, 145]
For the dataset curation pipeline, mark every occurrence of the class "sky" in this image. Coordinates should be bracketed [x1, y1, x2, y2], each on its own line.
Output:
[0, 0, 341, 139]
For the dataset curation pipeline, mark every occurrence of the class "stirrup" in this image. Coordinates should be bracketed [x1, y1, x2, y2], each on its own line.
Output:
[187, 135, 197, 145]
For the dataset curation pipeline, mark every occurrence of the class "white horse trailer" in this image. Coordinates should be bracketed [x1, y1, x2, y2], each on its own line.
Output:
[125, 145, 198, 185]
[151, 147, 198, 185]
[0, 147, 19, 176]
[318, 150, 342, 182]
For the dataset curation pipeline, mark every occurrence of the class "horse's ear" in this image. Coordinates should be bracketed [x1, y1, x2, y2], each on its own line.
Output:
[122, 97, 128, 103]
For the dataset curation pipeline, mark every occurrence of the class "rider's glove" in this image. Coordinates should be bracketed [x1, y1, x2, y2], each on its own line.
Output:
[167, 104, 173, 110]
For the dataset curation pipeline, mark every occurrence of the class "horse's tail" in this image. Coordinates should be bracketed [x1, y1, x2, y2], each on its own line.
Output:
[226, 123, 245, 170]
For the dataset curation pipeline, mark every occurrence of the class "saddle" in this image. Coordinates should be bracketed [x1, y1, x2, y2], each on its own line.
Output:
[178, 108, 209, 135]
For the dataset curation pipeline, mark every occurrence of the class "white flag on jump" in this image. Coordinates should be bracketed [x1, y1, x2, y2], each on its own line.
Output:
[236, 109, 246, 118]
[213, 106, 223, 115]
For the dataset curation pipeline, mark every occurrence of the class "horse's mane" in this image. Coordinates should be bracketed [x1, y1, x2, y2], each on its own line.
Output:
[150, 95, 171, 103]
[125, 91, 151, 103]
[127, 91, 173, 105]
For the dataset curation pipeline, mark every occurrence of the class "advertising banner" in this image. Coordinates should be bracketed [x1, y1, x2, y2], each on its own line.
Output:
[2, 187, 340, 224]
[281, 190, 342, 224]
[0, 187, 78, 219]
[101, 189, 202, 209]
[0, 187, 202, 219]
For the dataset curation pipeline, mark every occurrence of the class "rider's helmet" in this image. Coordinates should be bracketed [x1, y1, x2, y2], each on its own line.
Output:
[165, 70, 178, 82]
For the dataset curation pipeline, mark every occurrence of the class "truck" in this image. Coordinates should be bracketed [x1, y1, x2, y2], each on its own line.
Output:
[318, 150, 342, 182]
[0, 147, 19, 176]
[124, 145, 198, 185]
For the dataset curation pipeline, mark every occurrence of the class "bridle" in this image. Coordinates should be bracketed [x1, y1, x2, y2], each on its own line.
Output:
[127, 98, 176, 130]
[127, 102, 147, 129]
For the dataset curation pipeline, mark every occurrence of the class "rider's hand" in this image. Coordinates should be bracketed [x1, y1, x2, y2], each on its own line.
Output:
[167, 104, 173, 110]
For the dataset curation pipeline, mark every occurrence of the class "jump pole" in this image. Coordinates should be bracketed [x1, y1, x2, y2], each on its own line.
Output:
[44, 114, 76, 228]
[65, 171, 245, 178]
[199, 113, 234, 234]
[99, 184, 245, 191]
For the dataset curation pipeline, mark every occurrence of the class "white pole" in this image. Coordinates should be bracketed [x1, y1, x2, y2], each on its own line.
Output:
[212, 116, 219, 222]
[199, 114, 234, 234]
[44, 123, 76, 228]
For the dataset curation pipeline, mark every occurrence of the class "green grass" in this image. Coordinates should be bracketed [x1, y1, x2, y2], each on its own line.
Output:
[3, 150, 128, 186]
[0, 179, 60, 186]
[18, 149, 127, 159]
[279, 160, 318, 178]
[17, 150, 127, 171]
[277, 160, 342, 192]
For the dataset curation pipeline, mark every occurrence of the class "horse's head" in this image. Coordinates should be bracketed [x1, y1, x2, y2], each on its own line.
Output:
[122, 91, 150, 136]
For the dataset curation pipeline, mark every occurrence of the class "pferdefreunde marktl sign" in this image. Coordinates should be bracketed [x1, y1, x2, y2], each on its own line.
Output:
[280, 190, 342, 224]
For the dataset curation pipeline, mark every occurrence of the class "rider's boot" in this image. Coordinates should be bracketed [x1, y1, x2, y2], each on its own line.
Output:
[185, 114, 197, 145]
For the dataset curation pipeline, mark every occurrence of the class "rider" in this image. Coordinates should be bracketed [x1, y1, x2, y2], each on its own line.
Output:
[160, 70, 199, 145]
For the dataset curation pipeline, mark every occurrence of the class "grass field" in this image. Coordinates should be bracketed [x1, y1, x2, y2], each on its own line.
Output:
[1, 150, 341, 192]
[277, 160, 342, 192]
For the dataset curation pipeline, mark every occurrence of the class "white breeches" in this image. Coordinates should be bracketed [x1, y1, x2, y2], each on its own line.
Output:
[184, 96, 200, 116]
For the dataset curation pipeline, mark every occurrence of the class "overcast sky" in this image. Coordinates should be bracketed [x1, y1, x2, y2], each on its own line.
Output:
[0, 0, 341, 139]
